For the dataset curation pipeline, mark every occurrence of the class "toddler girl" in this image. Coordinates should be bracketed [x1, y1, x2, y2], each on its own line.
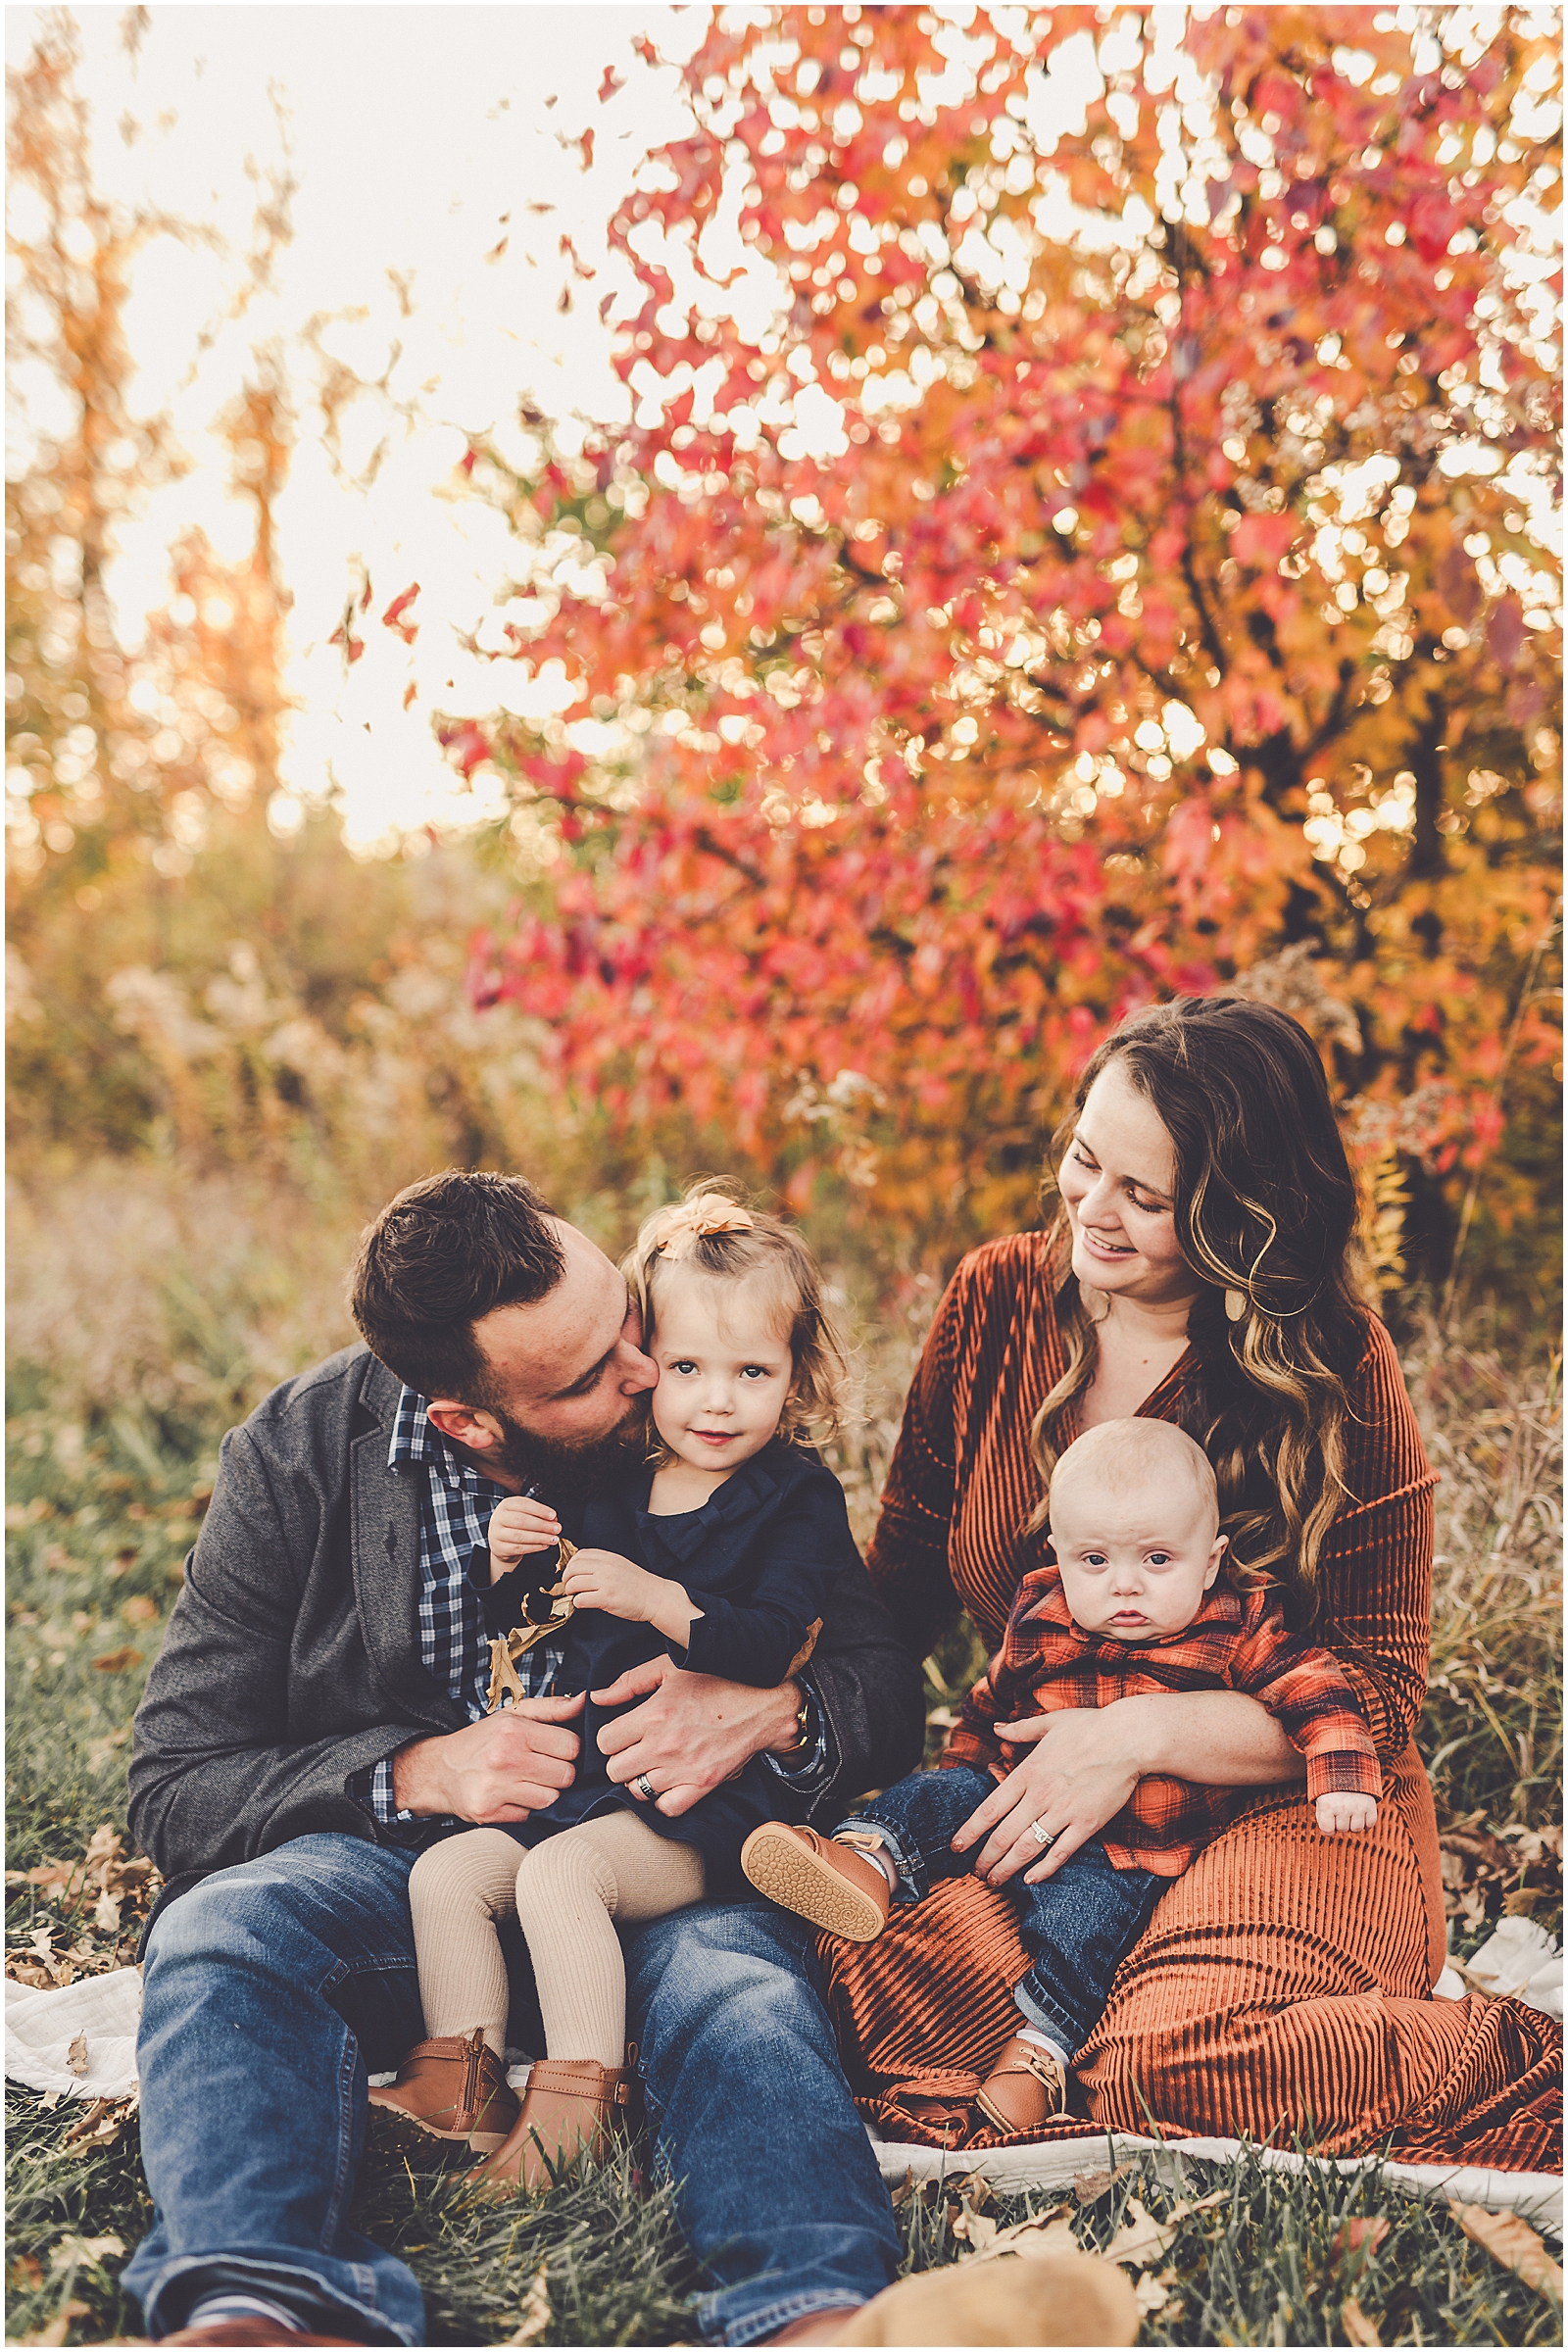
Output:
[370, 1186, 856, 2191]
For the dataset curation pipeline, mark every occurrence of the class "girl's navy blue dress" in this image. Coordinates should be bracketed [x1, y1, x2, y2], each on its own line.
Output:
[470, 1441, 857, 1893]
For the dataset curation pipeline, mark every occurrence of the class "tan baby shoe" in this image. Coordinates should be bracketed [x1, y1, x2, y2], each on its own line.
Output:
[741, 1823, 894, 1942]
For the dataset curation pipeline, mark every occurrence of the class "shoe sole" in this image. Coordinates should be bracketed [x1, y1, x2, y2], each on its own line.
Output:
[366, 2095, 516, 2155]
[741, 1825, 888, 1941]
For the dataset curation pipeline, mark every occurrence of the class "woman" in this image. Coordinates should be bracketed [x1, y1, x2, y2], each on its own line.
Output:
[827, 996, 1559, 2168]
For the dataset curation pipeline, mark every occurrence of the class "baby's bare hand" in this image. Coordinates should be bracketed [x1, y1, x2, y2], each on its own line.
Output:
[487, 1494, 562, 1574]
[1315, 1791, 1378, 1836]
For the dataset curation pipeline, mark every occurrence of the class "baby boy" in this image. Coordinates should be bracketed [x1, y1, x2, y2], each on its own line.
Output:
[743, 1417, 1382, 2139]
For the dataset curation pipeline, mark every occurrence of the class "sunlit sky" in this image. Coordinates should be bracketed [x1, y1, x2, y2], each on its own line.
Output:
[7, 5, 718, 846]
[7, 8, 1557, 850]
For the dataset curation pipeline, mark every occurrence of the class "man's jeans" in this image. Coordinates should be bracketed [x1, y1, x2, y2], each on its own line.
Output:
[123, 1834, 901, 2345]
[844, 1766, 1162, 2057]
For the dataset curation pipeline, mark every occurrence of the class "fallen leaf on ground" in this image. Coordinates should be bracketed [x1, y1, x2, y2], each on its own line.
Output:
[977, 2214, 1080, 2265]
[890, 2167, 917, 2210]
[503, 2267, 552, 2345]
[21, 2298, 91, 2345]
[24, 1860, 77, 1890]
[1330, 2216, 1391, 2274]
[951, 2208, 999, 2252]
[67, 2031, 89, 2075]
[64, 2092, 137, 2150]
[1134, 2271, 1172, 2316]
[8, 2254, 44, 2291]
[1341, 2295, 1382, 2344]
[1102, 2195, 1180, 2268]
[1448, 2201, 1564, 2299]
[1074, 2165, 1127, 2203]
[91, 1645, 142, 1674]
[50, 2234, 125, 2274]
[37, 2087, 64, 2112]
[121, 1594, 159, 1627]
[94, 1888, 122, 1933]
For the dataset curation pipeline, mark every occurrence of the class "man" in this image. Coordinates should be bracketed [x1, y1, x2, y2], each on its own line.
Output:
[123, 1173, 1133, 2349]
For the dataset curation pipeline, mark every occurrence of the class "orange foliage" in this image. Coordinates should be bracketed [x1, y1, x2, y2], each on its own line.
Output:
[437, 8, 1559, 1246]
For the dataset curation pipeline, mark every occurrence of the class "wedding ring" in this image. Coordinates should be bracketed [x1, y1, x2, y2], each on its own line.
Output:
[634, 1773, 658, 1801]
[1028, 1818, 1055, 1849]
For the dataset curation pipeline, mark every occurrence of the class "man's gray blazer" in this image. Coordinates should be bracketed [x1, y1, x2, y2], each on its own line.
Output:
[129, 1346, 925, 1916]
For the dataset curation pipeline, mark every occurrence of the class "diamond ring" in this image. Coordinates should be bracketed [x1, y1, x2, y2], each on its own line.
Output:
[1029, 1818, 1055, 1848]
[635, 1773, 658, 1801]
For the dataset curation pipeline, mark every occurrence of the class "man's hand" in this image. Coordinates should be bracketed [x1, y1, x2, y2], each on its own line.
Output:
[1315, 1791, 1378, 1835]
[592, 1656, 801, 1815]
[391, 1692, 584, 1822]
[486, 1494, 563, 1574]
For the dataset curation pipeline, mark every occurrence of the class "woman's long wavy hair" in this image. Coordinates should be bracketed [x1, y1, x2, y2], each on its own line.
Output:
[1029, 998, 1371, 1618]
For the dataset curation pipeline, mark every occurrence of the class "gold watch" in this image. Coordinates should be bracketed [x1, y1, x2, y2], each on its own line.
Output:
[779, 1685, 814, 1761]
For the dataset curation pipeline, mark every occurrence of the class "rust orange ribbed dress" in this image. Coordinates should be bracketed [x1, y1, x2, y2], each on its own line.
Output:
[825, 1233, 1560, 2173]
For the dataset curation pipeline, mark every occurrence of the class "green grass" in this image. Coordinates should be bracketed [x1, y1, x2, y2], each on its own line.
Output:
[5, 1236, 1561, 2346]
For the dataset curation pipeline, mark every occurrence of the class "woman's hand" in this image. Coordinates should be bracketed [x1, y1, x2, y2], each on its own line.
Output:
[949, 1707, 1142, 1886]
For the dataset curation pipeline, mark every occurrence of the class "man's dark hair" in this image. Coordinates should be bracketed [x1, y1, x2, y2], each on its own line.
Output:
[350, 1171, 566, 1403]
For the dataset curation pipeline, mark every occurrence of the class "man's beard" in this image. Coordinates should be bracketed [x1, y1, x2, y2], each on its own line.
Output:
[479, 1396, 650, 1503]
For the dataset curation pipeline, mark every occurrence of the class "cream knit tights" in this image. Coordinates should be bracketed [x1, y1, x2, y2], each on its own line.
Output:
[407, 1814, 707, 2069]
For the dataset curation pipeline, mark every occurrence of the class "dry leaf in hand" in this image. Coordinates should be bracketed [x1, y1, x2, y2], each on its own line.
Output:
[1103, 2195, 1179, 2269]
[1448, 2201, 1564, 2300]
[1340, 2295, 1382, 2345]
[67, 2031, 89, 2076]
[504, 2267, 552, 2346]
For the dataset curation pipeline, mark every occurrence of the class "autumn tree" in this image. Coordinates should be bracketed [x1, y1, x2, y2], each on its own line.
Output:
[7, 16, 301, 897]
[5, 19, 321, 1160]
[436, 4, 1559, 1273]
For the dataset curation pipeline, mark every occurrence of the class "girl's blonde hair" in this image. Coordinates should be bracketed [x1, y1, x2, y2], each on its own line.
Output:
[621, 1181, 849, 1450]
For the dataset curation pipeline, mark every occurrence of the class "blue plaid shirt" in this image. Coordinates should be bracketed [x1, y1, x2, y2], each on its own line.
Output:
[368, 1387, 829, 1824]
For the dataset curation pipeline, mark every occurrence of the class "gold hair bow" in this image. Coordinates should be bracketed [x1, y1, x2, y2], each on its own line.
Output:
[654, 1197, 755, 1262]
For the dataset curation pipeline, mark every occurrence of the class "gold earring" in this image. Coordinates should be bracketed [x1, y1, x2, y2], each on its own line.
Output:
[1224, 1288, 1248, 1323]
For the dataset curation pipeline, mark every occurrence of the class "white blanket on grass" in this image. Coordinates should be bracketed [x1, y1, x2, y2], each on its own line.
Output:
[8, 1933, 1562, 2236]
[5, 1965, 142, 2100]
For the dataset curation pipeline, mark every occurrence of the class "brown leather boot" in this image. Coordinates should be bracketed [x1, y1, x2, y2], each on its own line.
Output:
[974, 2031, 1069, 2136]
[366, 2027, 519, 2151]
[467, 2053, 634, 2196]
[741, 1823, 894, 1941]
